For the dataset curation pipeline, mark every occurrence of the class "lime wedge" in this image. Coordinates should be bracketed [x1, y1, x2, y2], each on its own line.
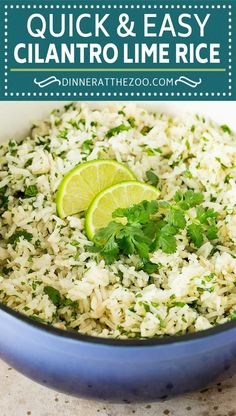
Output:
[85, 181, 160, 239]
[56, 160, 136, 218]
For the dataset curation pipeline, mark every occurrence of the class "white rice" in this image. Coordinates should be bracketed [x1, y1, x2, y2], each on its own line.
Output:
[0, 102, 236, 338]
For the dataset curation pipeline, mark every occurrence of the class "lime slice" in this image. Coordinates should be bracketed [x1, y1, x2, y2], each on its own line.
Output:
[56, 160, 136, 218]
[85, 181, 160, 240]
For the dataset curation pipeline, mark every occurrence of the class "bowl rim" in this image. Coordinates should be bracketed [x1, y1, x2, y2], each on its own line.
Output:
[1, 301, 236, 347]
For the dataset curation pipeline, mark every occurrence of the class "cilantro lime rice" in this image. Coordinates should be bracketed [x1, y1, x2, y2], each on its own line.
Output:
[0, 102, 236, 338]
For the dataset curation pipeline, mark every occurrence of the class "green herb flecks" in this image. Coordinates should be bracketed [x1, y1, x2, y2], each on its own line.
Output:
[127, 117, 136, 128]
[81, 140, 93, 155]
[106, 124, 131, 138]
[1, 267, 13, 276]
[8, 230, 33, 246]
[183, 170, 192, 179]
[24, 158, 33, 168]
[0, 186, 8, 211]
[44, 285, 78, 309]
[58, 128, 69, 140]
[146, 170, 159, 187]
[140, 126, 153, 135]
[24, 185, 38, 198]
[64, 103, 76, 112]
[8, 140, 18, 155]
[174, 302, 186, 308]
[221, 124, 231, 134]
[44, 286, 62, 307]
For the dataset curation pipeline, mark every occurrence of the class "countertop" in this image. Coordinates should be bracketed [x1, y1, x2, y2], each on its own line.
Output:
[0, 360, 235, 416]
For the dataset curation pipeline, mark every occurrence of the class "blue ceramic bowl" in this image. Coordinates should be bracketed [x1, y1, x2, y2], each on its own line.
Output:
[0, 302, 236, 402]
[1, 102, 235, 402]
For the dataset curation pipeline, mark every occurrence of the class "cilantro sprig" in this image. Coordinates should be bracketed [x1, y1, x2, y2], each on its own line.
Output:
[91, 191, 219, 270]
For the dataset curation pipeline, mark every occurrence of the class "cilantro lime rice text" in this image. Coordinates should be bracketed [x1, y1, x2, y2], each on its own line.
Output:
[0, 102, 236, 338]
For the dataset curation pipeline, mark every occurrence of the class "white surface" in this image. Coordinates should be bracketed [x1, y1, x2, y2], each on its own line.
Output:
[0, 359, 235, 416]
[0, 101, 235, 140]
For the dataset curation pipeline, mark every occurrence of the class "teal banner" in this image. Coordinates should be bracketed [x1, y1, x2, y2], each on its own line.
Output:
[0, 0, 235, 100]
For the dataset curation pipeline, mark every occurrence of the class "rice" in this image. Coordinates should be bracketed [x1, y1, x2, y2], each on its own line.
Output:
[0, 102, 236, 339]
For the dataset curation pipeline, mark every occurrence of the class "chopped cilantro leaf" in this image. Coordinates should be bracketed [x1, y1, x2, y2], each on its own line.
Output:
[141, 261, 159, 274]
[58, 128, 69, 139]
[54, 118, 62, 127]
[127, 117, 136, 128]
[8, 140, 18, 155]
[146, 169, 159, 186]
[0, 186, 8, 210]
[44, 286, 62, 307]
[140, 126, 153, 135]
[70, 240, 79, 247]
[175, 302, 186, 308]
[215, 157, 228, 169]
[186, 140, 190, 150]
[68, 120, 79, 129]
[1, 267, 13, 276]
[43, 285, 78, 309]
[142, 302, 151, 312]
[63, 298, 78, 308]
[64, 103, 76, 111]
[8, 230, 33, 246]
[205, 273, 215, 281]
[24, 185, 38, 198]
[143, 148, 157, 156]
[224, 174, 232, 184]
[24, 158, 33, 168]
[183, 170, 192, 179]
[221, 124, 231, 134]
[81, 140, 93, 155]
[106, 124, 131, 138]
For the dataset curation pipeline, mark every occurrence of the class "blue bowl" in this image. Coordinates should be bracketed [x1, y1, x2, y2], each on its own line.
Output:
[0, 302, 236, 402]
